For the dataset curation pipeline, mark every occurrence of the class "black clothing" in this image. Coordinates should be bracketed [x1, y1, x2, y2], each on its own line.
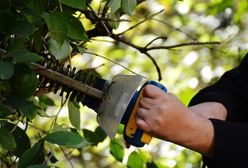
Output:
[189, 54, 248, 168]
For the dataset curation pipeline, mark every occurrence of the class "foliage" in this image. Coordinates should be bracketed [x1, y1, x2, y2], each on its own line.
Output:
[0, 0, 248, 167]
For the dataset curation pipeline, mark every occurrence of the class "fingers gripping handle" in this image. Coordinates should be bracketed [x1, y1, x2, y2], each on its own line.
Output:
[123, 80, 167, 147]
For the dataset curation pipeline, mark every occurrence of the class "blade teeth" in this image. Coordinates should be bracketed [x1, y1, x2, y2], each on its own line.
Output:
[37, 55, 102, 107]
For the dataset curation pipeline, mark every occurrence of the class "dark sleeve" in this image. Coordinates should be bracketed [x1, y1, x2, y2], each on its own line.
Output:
[189, 54, 248, 167]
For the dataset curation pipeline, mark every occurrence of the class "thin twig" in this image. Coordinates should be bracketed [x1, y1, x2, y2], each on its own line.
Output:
[110, 34, 161, 80]
[146, 41, 221, 51]
[152, 18, 197, 40]
[59, 146, 75, 168]
[144, 52, 162, 81]
[10, 122, 19, 134]
[49, 97, 68, 130]
[84, 51, 146, 78]
[89, 63, 105, 70]
[101, 0, 109, 18]
[26, 122, 47, 134]
[145, 36, 168, 48]
[117, 9, 164, 36]
[90, 38, 116, 43]
[87, 3, 112, 36]
[55, 96, 67, 123]
[95, 17, 130, 22]
[151, 18, 223, 52]
[97, 0, 102, 15]
[9, 156, 18, 168]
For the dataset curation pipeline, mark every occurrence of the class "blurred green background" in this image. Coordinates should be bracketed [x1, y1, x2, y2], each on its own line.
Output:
[1, 0, 248, 167]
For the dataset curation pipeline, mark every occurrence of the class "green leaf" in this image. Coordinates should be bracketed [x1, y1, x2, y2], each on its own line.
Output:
[0, 81, 11, 93]
[52, 123, 68, 132]
[13, 51, 43, 64]
[121, 0, 137, 15]
[0, 128, 16, 151]
[26, 0, 46, 15]
[7, 40, 43, 64]
[108, 11, 121, 29]
[18, 142, 45, 168]
[4, 123, 31, 157]
[38, 95, 55, 111]
[26, 165, 49, 168]
[77, 46, 86, 54]
[108, 0, 121, 13]
[5, 97, 37, 120]
[83, 126, 106, 146]
[10, 20, 37, 38]
[44, 131, 88, 148]
[66, 15, 88, 41]
[8, 48, 43, 64]
[0, 60, 14, 80]
[48, 38, 71, 60]
[7, 39, 25, 52]
[10, 65, 39, 98]
[209, 0, 234, 14]
[39, 95, 55, 106]
[42, 12, 67, 45]
[32, 30, 43, 52]
[0, 103, 13, 118]
[58, 0, 86, 10]
[110, 139, 124, 162]
[68, 100, 81, 129]
[146, 161, 158, 168]
[127, 151, 145, 168]
[117, 124, 124, 134]
[95, 126, 107, 142]
[83, 129, 96, 145]
[0, 12, 11, 32]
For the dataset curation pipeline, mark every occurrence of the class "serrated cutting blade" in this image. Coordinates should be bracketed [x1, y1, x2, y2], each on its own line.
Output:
[96, 75, 144, 139]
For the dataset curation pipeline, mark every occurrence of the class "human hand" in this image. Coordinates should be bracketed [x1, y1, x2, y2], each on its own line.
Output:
[135, 85, 191, 141]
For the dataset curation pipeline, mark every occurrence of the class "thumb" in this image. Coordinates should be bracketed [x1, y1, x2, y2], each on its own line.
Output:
[142, 85, 163, 98]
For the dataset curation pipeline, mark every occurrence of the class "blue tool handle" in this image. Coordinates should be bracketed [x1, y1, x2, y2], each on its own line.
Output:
[123, 80, 167, 147]
[144, 80, 167, 93]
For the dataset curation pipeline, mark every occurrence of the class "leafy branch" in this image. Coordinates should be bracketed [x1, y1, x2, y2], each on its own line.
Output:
[80, 5, 221, 80]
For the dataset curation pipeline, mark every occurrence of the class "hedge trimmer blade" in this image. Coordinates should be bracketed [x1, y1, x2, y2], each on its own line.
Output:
[30, 62, 104, 99]
[96, 75, 144, 139]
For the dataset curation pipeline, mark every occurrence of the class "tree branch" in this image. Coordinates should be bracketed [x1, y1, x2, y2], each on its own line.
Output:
[111, 34, 162, 80]
[146, 41, 221, 51]
[110, 34, 221, 81]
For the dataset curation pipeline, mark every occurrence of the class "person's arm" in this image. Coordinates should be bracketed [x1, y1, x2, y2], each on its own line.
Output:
[136, 86, 217, 157]
[189, 102, 227, 120]
[187, 54, 248, 167]
[136, 54, 248, 167]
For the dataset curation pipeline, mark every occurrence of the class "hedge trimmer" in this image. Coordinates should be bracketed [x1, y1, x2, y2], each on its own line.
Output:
[31, 57, 167, 147]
